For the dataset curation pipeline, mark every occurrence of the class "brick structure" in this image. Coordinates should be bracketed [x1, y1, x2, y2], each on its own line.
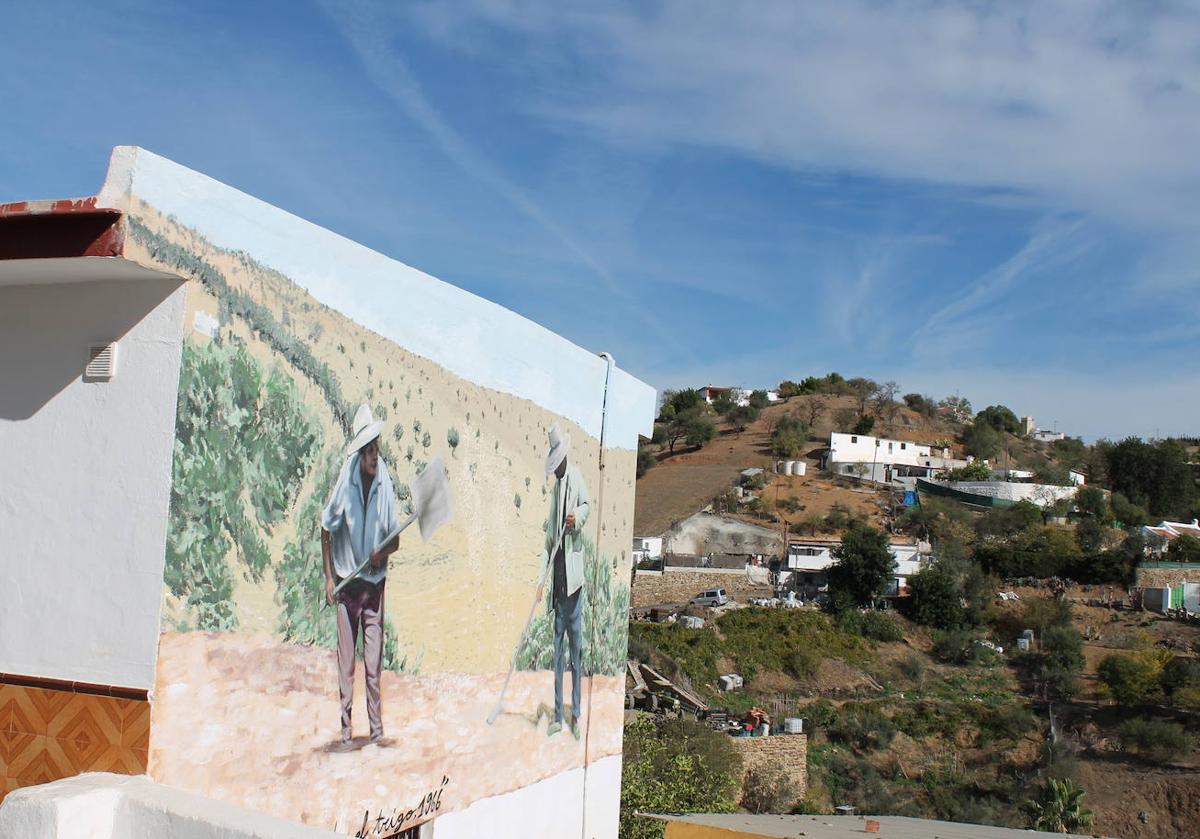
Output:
[632, 570, 775, 607]
[729, 734, 808, 803]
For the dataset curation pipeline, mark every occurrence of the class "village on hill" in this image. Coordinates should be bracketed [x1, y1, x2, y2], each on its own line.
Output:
[621, 375, 1200, 839]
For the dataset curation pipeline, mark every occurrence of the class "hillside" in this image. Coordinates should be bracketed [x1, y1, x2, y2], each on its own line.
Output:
[634, 393, 963, 537]
[628, 591, 1200, 838]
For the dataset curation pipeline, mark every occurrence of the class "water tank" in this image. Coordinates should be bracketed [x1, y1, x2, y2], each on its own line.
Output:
[783, 717, 804, 734]
[776, 460, 788, 474]
[792, 461, 807, 477]
[783, 460, 796, 475]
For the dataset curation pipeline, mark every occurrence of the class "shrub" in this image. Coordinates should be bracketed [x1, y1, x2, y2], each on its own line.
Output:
[800, 698, 839, 729]
[1119, 718, 1196, 763]
[974, 702, 1036, 744]
[621, 716, 741, 839]
[837, 610, 905, 642]
[1098, 652, 1166, 705]
[786, 648, 821, 680]
[741, 765, 796, 814]
[932, 630, 991, 665]
[828, 703, 896, 752]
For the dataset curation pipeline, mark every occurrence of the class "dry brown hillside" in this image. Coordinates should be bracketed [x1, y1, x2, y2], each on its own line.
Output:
[634, 394, 966, 537]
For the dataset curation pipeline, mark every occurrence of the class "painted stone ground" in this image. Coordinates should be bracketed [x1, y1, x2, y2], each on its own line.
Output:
[149, 633, 622, 835]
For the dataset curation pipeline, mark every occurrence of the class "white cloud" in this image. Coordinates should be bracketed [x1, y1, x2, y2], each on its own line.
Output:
[401, 0, 1200, 232]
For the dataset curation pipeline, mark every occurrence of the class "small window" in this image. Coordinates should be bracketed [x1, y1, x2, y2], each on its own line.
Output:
[850, 435, 858, 443]
[888, 442, 893, 453]
[901, 443, 907, 450]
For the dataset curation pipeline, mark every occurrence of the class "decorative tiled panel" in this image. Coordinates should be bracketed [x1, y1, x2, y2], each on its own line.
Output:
[0, 683, 149, 803]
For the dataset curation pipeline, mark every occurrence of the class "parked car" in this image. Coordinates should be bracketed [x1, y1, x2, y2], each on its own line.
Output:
[691, 588, 728, 607]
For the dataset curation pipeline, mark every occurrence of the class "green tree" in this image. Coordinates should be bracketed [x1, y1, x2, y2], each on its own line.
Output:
[938, 395, 972, 421]
[827, 525, 896, 611]
[771, 414, 809, 457]
[657, 388, 705, 422]
[725, 404, 760, 434]
[907, 563, 964, 629]
[1024, 778, 1093, 834]
[1098, 653, 1162, 705]
[963, 421, 1001, 460]
[777, 380, 801, 400]
[1038, 624, 1084, 701]
[846, 377, 879, 415]
[1168, 534, 1200, 563]
[748, 389, 770, 409]
[1074, 485, 1108, 520]
[1075, 517, 1106, 554]
[1110, 491, 1150, 527]
[1106, 437, 1197, 518]
[664, 407, 715, 454]
[941, 460, 993, 482]
[620, 716, 741, 839]
[1050, 436, 1087, 466]
[902, 393, 937, 417]
[852, 414, 875, 435]
[636, 448, 658, 478]
[976, 500, 1043, 542]
[975, 404, 1022, 434]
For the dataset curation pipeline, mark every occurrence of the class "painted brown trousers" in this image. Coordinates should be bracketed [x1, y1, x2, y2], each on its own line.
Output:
[336, 577, 386, 741]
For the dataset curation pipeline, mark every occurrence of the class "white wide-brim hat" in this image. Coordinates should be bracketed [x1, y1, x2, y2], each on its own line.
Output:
[347, 403, 386, 454]
[545, 423, 570, 475]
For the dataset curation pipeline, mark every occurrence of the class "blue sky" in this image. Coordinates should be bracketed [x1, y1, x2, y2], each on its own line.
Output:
[3, 1, 1199, 441]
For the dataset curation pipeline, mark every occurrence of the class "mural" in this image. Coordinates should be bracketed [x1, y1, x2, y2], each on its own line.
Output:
[116, 157, 649, 837]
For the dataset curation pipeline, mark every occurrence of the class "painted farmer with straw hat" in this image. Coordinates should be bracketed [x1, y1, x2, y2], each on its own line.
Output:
[536, 423, 591, 738]
[321, 403, 401, 746]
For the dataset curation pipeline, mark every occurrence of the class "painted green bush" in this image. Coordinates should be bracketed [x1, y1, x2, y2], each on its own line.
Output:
[166, 338, 321, 630]
[513, 533, 629, 677]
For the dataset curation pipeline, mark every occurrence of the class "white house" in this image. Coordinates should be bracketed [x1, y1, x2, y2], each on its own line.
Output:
[1033, 429, 1066, 443]
[825, 432, 969, 485]
[633, 536, 664, 563]
[785, 539, 922, 595]
[1142, 519, 1200, 554]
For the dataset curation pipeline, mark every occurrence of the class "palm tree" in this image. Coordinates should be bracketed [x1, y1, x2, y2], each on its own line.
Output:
[1024, 777, 1093, 833]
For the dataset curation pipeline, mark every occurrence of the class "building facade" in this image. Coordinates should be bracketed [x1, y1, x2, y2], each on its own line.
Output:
[0, 147, 655, 838]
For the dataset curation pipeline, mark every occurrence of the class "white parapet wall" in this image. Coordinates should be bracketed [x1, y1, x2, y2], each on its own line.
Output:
[0, 760, 623, 839]
[0, 774, 339, 839]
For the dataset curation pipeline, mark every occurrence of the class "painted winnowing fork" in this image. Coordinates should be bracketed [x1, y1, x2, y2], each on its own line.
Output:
[331, 456, 453, 596]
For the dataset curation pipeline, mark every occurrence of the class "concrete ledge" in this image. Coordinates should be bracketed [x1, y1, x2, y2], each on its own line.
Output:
[0, 774, 338, 839]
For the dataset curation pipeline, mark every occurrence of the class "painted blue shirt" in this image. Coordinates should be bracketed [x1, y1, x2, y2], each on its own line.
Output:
[321, 452, 399, 586]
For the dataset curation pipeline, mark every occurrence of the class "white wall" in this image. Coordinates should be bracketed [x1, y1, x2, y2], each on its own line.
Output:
[0, 277, 185, 689]
[828, 432, 932, 468]
[943, 480, 1077, 508]
[431, 755, 620, 839]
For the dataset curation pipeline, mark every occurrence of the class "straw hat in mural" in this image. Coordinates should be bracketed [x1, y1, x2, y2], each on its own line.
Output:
[347, 403, 386, 454]
[545, 423, 571, 475]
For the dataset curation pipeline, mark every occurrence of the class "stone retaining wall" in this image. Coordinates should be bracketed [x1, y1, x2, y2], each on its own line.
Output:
[631, 569, 775, 607]
[730, 733, 808, 802]
[1136, 566, 1200, 589]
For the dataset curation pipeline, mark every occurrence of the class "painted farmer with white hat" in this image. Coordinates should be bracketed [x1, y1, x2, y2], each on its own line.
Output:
[537, 423, 591, 738]
[321, 403, 401, 746]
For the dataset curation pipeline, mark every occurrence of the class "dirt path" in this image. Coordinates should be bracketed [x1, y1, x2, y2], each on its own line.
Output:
[150, 633, 622, 835]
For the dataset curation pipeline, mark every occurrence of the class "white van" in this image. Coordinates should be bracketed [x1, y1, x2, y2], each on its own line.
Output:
[691, 588, 728, 607]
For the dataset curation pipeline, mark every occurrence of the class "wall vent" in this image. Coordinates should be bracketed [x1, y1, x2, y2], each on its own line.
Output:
[85, 342, 118, 381]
